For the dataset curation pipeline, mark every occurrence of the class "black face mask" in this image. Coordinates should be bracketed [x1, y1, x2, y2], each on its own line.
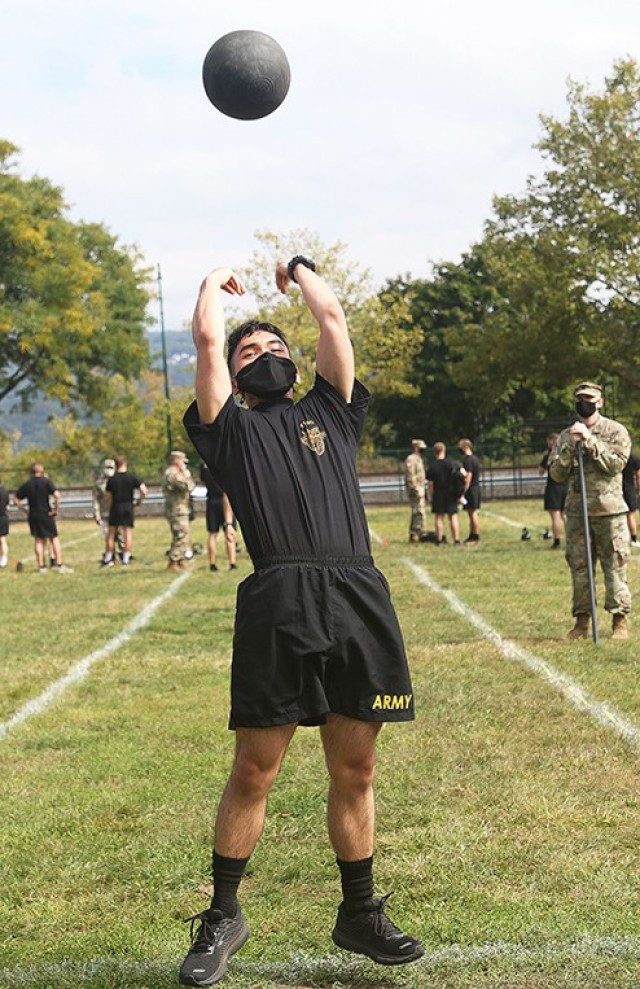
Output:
[235, 352, 297, 400]
[575, 398, 597, 418]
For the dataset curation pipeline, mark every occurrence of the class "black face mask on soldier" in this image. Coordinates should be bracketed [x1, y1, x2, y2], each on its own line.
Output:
[575, 398, 597, 418]
[235, 352, 297, 400]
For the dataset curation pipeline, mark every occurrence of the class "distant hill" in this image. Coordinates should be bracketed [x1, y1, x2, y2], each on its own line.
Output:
[0, 329, 195, 450]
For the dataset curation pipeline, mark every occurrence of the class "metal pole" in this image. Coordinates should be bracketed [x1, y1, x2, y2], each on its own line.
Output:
[576, 440, 599, 643]
[156, 263, 173, 456]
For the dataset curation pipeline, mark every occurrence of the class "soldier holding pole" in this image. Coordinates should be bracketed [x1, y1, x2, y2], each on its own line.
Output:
[549, 383, 632, 641]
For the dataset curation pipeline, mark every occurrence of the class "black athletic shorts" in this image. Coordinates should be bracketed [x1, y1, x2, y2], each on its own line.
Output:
[109, 505, 134, 528]
[206, 497, 226, 534]
[28, 513, 58, 539]
[229, 556, 415, 729]
[544, 480, 567, 512]
[465, 486, 481, 511]
[432, 492, 458, 515]
[623, 482, 638, 512]
[0, 515, 8, 537]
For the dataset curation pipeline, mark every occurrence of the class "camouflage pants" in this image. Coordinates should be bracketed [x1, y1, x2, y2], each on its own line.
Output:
[564, 513, 631, 616]
[167, 513, 191, 562]
[408, 492, 426, 536]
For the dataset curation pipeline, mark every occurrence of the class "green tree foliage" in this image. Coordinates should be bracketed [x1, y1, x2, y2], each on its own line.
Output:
[449, 59, 640, 425]
[0, 141, 152, 411]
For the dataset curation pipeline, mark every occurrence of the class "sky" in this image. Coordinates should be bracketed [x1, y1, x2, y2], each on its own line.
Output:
[3, 0, 639, 332]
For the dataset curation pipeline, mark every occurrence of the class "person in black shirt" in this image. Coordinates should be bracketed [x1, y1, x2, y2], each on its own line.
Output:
[200, 463, 237, 572]
[103, 456, 147, 566]
[0, 478, 9, 568]
[458, 438, 481, 544]
[426, 442, 463, 545]
[622, 448, 640, 544]
[538, 432, 568, 549]
[179, 259, 423, 985]
[12, 462, 70, 573]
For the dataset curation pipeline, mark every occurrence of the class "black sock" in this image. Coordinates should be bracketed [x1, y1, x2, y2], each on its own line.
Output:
[211, 851, 249, 917]
[337, 856, 375, 916]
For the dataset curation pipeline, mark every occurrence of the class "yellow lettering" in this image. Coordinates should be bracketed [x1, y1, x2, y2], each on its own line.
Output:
[383, 696, 391, 709]
[405, 694, 413, 708]
[390, 696, 402, 709]
[372, 695, 382, 710]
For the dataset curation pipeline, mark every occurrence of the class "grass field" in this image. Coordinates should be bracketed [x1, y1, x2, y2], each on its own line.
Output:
[1, 503, 639, 989]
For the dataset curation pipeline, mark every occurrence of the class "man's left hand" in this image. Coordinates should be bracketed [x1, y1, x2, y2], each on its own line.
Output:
[569, 422, 591, 443]
[275, 260, 291, 295]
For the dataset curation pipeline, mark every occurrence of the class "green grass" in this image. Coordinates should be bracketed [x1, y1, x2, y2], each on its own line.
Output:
[1, 505, 639, 988]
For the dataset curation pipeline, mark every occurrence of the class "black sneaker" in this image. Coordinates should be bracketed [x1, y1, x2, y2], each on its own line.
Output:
[179, 905, 249, 986]
[332, 893, 424, 966]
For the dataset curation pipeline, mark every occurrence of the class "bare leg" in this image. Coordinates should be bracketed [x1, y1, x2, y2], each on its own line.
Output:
[208, 531, 217, 567]
[434, 514, 444, 542]
[550, 509, 563, 542]
[628, 510, 637, 541]
[468, 508, 479, 537]
[449, 512, 460, 542]
[50, 536, 62, 566]
[321, 714, 380, 860]
[214, 723, 297, 858]
[34, 538, 46, 568]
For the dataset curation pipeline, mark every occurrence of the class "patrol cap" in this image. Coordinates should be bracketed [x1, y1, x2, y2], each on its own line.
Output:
[169, 449, 188, 462]
[574, 382, 602, 400]
[412, 439, 427, 449]
[102, 458, 116, 469]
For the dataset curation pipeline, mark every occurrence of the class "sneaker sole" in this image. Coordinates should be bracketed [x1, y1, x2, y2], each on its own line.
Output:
[179, 922, 249, 986]
[332, 928, 424, 966]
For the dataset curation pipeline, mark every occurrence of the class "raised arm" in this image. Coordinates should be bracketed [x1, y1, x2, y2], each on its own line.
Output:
[276, 259, 354, 402]
[192, 267, 246, 424]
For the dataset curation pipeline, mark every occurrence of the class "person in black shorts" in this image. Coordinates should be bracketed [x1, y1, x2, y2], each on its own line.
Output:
[103, 456, 147, 566]
[538, 433, 568, 549]
[179, 258, 423, 985]
[0, 477, 9, 569]
[12, 462, 70, 573]
[622, 447, 640, 544]
[200, 463, 237, 572]
[458, 438, 481, 544]
[426, 442, 463, 545]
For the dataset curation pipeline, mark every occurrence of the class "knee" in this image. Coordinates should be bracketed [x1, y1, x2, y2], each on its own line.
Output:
[328, 752, 377, 793]
[230, 752, 279, 799]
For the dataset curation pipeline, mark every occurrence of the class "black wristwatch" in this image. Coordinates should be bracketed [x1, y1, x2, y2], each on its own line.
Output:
[287, 255, 316, 283]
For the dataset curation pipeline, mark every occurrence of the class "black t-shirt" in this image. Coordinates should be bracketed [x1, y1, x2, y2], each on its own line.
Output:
[622, 451, 640, 484]
[0, 485, 9, 518]
[15, 476, 56, 515]
[184, 374, 371, 563]
[106, 471, 143, 506]
[461, 453, 480, 488]
[426, 458, 456, 493]
[200, 464, 224, 502]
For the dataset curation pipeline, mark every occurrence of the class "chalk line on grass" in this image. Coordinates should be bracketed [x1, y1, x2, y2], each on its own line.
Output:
[2, 935, 639, 985]
[0, 571, 192, 742]
[404, 558, 640, 750]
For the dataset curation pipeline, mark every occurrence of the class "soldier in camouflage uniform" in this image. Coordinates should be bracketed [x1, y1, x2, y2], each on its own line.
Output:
[404, 439, 427, 543]
[163, 450, 196, 572]
[549, 382, 632, 640]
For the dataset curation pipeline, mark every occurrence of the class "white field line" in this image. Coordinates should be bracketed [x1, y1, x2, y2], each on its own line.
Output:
[2, 935, 639, 985]
[482, 508, 541, 531]
[0, 571, 192, 742]
[403, 558, 640, 750]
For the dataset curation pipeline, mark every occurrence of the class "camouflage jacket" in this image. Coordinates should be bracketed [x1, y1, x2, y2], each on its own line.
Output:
[404, 452, 426, 494]
[162, 466, 195, 515]
[548, 414, 631, 517]
[92, 477, 108, 518]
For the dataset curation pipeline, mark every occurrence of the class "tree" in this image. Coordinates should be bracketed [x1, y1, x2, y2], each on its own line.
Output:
[453, 59, 640, 425]
[0, 141, 153, 411]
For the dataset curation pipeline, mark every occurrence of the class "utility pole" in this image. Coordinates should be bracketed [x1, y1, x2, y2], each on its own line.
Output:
[156, 263, 173, 456]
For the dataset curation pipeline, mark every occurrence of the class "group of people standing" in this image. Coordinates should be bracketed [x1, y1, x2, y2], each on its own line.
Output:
[91, 451, 238, 573]
[404, 437, 481, 546]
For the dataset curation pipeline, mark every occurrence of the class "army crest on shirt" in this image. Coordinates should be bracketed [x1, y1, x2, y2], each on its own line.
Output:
[300, 419, 326, 456]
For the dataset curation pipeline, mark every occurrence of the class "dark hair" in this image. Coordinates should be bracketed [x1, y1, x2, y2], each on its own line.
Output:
[115, 455, 127, 469]
[226, 320, 289, 373]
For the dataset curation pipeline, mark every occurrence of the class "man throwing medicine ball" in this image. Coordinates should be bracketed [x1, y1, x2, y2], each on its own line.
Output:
[180, 257, 423, 985]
